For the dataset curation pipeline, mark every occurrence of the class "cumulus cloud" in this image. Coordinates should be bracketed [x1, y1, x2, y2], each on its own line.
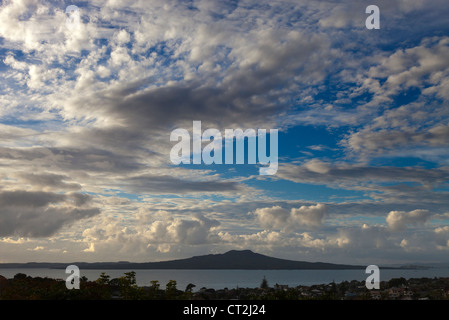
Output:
[365, 37, 449, 100]
[216, 223, 402, 264]
[344, 121, 449, 157]
[340, 37, 449, 159]
[254, 203, 328, 231]
[81, 213, 220, 256]
[386, 209, 433, 231]
[434, 226, 449, 249]
[147, 214, 220, 246]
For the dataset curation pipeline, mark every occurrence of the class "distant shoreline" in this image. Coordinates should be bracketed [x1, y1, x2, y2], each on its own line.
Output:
[0, 261, 410, 270]
[0, 264, 411, 270]
[0, 249, 411, 270]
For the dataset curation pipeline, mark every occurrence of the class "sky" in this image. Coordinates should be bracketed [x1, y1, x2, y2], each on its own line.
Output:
[0, 0, 449, 265]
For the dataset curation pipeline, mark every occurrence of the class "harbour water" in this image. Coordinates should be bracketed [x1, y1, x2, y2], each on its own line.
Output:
[1, 267, 449, 291]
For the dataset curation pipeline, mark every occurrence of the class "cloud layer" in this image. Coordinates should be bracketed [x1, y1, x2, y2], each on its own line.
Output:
[0, 0, 448, 265]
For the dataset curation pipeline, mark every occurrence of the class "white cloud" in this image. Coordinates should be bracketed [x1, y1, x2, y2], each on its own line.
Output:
[434, 226, 449, 250]
[29, 246, 45, 251]
[83, 243, 95, 252]
[366, 37, 449, 98]
[254, 203, 328, 231]
[96, 65, 111, 78]
[3, 55, 28, 70]
[113, 29, 131, 45]
[109, 46, 132, 67]
[303, 159, 330, 174]
[145, 214, 221, 245]
[386, 209, 433, 231]
[80, 212, 221, 257]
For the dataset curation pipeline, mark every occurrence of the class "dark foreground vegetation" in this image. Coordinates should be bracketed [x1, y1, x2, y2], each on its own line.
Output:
[1, 272, 449, 300]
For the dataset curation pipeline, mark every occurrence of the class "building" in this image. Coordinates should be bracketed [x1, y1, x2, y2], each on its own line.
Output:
[273, 284, 288, 291]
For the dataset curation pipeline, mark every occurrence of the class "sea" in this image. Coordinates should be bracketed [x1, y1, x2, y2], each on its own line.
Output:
[1, 268, 449, 291]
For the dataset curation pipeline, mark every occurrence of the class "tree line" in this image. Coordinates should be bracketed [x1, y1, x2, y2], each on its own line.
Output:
[0, 271, 192, 300]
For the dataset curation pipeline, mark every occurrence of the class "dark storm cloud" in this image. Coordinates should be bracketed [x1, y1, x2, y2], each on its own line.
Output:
[0, 191, 100, 237]
[65, 27, 331, 132]
[0, 190, 65, 208]
[124, 174, 241, 194]
[0, 146, 145, 173]
[278, 161, 449, 187]
[15, 172, 82, 191]
[276, 161, 449, 210]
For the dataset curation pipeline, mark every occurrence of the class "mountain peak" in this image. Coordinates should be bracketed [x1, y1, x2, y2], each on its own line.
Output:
[159, 249, 364, 270]
[224, 249, 255, 255]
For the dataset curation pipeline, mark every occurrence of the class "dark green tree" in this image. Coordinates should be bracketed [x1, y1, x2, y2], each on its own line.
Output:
[388, 277, 407, 288]
[182, 283, 196, 300]
[147, 280, 161, 299]
[165, 280, 178, 299]
[185, 283, 196, 293]
[260, 276, 268, 289]
[118, 271, 144, 299]
[96, 272, 110, 285]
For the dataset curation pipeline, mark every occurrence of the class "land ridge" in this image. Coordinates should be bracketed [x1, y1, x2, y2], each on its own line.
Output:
[0, 249, 388, 270]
